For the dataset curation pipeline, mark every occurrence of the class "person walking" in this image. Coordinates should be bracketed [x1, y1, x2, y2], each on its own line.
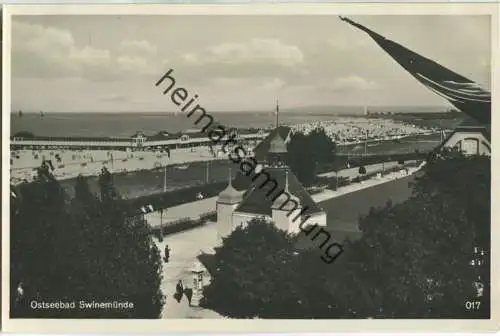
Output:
[174, 280, 184, 303]
[164, 244, 170, 263]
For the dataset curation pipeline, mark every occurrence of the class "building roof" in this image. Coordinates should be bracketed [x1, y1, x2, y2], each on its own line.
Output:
[235, 167, 323, 216]
[271, 170, 300, 211]
[10, 135, 132, 142]
[217, 170, 244, 204]
[269, 133, 288, 154]
[455, 117, 491, 140]
[457, 117, 485, 128]
[435, 117, 491, 152]
[253, 126, 292, 161]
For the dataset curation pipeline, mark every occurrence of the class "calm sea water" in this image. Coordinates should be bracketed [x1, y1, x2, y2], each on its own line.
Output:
[11, 112, 340, 138]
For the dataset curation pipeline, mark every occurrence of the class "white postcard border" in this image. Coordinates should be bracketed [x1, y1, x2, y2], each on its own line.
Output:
[2, 3, 499, 333]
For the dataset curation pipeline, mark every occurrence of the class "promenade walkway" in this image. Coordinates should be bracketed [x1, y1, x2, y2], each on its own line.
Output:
[152, 162, 423, 318]
[154, 222, 223, 318]
[144, 161, 421, 227]
[317, 161, 402, 179]
[312, 165, 419, 203]
[145, 198, 216, 228]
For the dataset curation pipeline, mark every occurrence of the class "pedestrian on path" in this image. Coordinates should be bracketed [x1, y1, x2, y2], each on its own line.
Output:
[163, 244, 170, 263]
[174, 280, 184, 303]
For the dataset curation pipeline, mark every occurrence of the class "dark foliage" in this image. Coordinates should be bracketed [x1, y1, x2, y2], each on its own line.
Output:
[12, 131, 35, 138]
[150, 211, 216, 238]
[11, 167, 165, 318]
[201, 219, 312, 318]
[201, 150, 490, 319]
[328, 150, 490, 318]
[122, 180, 229, 216]
[307, 128, 337, 165]
[287, 128, 336, 186]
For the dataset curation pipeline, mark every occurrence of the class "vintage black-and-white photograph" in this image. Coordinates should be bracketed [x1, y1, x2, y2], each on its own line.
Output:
[7, 9, 491, 322]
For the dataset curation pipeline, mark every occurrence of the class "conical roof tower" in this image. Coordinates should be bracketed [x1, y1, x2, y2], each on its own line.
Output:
[272, 169, 300, 211]
[217, 168, 243, 204]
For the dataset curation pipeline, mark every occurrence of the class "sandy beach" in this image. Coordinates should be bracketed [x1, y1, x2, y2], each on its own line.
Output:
[9, 144, 255, 185]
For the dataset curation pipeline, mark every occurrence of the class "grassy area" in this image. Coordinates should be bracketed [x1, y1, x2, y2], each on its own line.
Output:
[295, 174, 415, 250]
[60, 159, 242, 199]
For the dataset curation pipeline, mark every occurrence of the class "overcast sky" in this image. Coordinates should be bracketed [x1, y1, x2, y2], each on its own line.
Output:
[11, 15, 491, 112]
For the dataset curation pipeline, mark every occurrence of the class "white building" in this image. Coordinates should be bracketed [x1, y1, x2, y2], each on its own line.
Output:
[216, 131, 327, 240]
[437, 118, 491, 156]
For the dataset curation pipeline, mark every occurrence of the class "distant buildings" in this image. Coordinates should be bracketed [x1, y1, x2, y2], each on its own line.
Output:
[10, 129, 268, 151]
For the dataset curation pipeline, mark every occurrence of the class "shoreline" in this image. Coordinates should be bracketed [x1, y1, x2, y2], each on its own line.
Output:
[10, 131, 440, 184]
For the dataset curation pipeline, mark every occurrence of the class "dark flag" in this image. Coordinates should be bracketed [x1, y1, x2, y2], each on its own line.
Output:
[340, 16, 491, 125]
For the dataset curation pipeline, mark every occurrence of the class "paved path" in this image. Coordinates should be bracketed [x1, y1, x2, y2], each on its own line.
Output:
[144, 162, 421, 227]
[317, 161, 403, 179]
[319, 174, 415, 243]
[154, 221, 223, 318]
[152, 164, 421, 318]
[145, 198, 217, 227]
[312, 166, 418, 203]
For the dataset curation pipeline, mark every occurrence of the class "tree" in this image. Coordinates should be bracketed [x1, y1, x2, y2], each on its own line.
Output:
[328, 150, 490, 318]
[201, 218, 332, 318]
[308, 128, 337, 165]
[92, 169, 165, 317]
[287, 133, 316, 186]
[10, 165, 165, 317]
[12, 131, 35, 138]
[11, 165, 79, 317]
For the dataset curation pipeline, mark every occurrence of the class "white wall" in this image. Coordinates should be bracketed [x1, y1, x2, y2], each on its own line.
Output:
[232, 212, 272, 231]
[216, 202, 239, 238]
[288, 211, 327, 234]
[442, 131, 490, 156]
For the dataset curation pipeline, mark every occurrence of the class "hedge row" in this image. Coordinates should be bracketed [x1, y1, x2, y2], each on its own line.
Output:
[316, 152, 429, 174]
[123, 181, 228, 216]
[320, 161, 420, 191]
[151, 210, 217, 239]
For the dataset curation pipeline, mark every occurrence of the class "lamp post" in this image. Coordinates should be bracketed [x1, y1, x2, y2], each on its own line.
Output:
[190, 261, 205, 307]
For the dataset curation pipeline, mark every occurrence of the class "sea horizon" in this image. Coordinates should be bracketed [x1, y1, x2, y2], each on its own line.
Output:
[10, 105, 455, 138]
[11, 104, 451, 115]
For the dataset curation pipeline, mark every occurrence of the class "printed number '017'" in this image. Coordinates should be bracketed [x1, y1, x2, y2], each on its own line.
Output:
[465, 301, 481, 310]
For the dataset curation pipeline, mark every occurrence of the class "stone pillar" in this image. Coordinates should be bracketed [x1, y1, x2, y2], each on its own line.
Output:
[190, 261, 205, 307]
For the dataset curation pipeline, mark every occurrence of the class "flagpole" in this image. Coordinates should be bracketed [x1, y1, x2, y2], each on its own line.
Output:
[206, 161, 209, 183]
[163, 165, 167, 192]
[364, 130, 368, 157]
[276, 98, 279, 128]
[161, 160, 167, 227]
